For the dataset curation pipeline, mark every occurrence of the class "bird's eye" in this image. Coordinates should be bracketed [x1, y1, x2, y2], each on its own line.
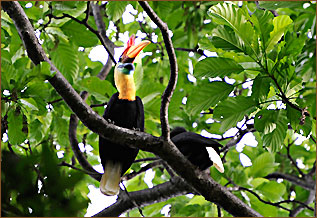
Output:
[124, 63, 134, 71]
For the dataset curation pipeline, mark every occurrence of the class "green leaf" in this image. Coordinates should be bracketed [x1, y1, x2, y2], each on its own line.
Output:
[266, 15, 293, 53]
[257, 181, 286, 202]
[211, 25, 245, 52]
[7, 109, 27, 145]
[250, 178, 270, 188]
[213, 96, 257, 132]
[106, 1, 128, 22]
[251, 75, 271, 102]
[194, 57, 244, 78]
[126, 174, 149, 192]
[42, 61, 56, 78]
[186, 196, 208, 206]
[208, 3, 256, 57]
[254, 109, 277, 133]
[247, 152, 278, 178]
[53, 1, 87, 19]
[50, 42, 79, 84]
[45, 27, 68, 41]
[29, 119, 44, 143]
[250, 10, 274, 50]
[61, 20, 99, 47]
[286, 104, 301, 131]
[134, 62, 143, 91]
[19, 98, 39, 111]
[23, 81, 50, 100]
[279, 31, 307, 59]
[187, 81, 234, 115]
[77, 77, 116, 101]
[166, 8, 184, 29]
[258, 1, 303, 10]
[1, 58, 16, 90]
[255, 109, 288, 151]
[55, 116, 69, 147]
[246, 191, 278, 217]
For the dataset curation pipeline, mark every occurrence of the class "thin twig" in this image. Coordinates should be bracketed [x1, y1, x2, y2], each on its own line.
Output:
[122, 160, 162, 181]
[46, 10, 116, 64]
[217, 205, 222, 217]
[90, 102, 107, 108]
[83, 1, 90, 23]
[286, 139, 305, 177]
[290, 189, 316, 216]
[58, 161, 101, 177]
[47, 98, 63, 105]
[175, 46, 206, 57]
[134, 157, 160, 163]
[265, 172, 315, 191]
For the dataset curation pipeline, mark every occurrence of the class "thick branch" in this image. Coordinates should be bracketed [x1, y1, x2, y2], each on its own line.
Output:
[3, 2, 262, 217]
[139, 1, 178, 140]
[93, 176, 193, 217]
[69, 111, 101, 181]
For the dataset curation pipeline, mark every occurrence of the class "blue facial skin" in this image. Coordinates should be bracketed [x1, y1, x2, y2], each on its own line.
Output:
[117, 63, 135, 75]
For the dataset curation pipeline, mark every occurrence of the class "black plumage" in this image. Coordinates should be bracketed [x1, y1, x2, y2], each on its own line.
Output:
[99, 92, 144, 176]
[171, 127, 224, 172]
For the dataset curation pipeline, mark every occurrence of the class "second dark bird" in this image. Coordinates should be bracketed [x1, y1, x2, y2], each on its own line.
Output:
[171, 127, 224, 173]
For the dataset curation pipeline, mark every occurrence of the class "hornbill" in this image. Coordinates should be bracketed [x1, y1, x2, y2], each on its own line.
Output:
[171, 127, 224, 173]
[99, 35, 150, 196]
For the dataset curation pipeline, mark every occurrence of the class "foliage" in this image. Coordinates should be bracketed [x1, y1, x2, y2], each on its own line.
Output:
[1, 1, 316, 217]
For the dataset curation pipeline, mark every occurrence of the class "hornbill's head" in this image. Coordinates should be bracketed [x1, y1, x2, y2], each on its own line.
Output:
[114, 35, 150, 100]
[119, 35, 151, 64]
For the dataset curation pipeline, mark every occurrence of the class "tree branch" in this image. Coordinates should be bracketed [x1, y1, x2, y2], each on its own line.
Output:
[175, 46, 206, 57]
[3, 2, 262, 216]
[68, 2, 115, 181]
[91, 2, 115, 79]
[139, 1, 178, 140]
[265, 172, 315, 191]
[286, 140, 305, 177]
[58, 160, 101, 178]
[93, 176, 194, 217]
[238, 187, 314, 212]
[122, 160, 162, 181]
[290, 190, 316, 217]
[46, 9, 116, 64]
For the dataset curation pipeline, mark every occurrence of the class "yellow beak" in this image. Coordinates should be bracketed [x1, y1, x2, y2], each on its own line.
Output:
[126, 40, 151, 58]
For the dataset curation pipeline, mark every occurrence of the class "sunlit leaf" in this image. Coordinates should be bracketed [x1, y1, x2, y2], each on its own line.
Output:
[106, 1, 128, 22]
[187, 81, 234, 115]
[208, 3, 257, 57]
[213, 96, 257, 132]
[194, 57, 244, 78]
[247, 152, 279, 178]
[266, 15, 293, 52]
[50, 42, 79, 84]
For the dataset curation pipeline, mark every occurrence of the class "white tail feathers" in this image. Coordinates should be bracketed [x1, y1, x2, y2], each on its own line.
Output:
[100, 160, 122, 196]
[206, 147, 224, 173]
